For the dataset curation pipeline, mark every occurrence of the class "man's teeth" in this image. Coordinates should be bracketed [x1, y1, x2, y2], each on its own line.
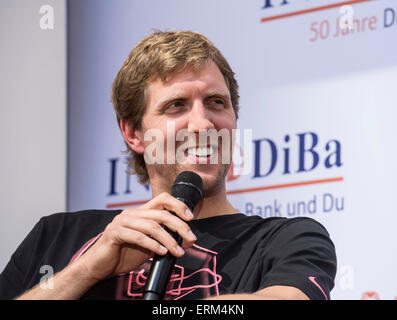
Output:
[187, 146, 214, 157]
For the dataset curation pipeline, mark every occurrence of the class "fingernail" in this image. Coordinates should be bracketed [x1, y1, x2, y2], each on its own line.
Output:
[188, 230, 197, 241]
[159, 245, 167, 254]
[176, 245, 185, 256]
[185, 209, 194, 219]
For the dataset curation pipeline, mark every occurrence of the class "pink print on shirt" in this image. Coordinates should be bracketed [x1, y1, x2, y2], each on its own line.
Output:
[69, 235, 222, 300]
[115, 244, 222, 300]
[309, 276, 328, 300]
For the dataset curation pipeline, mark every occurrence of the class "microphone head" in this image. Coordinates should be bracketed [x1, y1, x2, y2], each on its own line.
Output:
[171, 171, 203, 211]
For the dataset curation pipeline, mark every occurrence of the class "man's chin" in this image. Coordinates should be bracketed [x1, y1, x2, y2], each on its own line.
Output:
[175, 165, 229, 197]
[149, 162, 229, 196]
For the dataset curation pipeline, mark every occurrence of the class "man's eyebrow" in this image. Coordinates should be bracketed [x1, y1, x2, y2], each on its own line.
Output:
[154, 92, 186, 109]
[205, 90, 231, 100]
[154, 89, 231, 110]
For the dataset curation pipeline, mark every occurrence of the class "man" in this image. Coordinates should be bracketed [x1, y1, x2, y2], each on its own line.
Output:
[0, 31, 336, 300]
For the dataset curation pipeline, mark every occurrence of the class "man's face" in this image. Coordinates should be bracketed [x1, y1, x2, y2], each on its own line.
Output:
[137, 60, 237, 195]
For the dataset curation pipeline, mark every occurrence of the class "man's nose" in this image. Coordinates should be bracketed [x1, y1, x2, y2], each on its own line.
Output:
[187, 102, 215, 133]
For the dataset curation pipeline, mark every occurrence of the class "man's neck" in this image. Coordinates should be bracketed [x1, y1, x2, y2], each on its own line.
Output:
[192, 186, 238, 220]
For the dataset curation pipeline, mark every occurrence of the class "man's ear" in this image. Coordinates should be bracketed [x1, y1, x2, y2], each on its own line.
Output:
[120, 119, 145, 155]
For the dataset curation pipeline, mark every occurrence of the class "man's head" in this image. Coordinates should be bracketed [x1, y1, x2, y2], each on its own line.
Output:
[112, 30, 239, 192]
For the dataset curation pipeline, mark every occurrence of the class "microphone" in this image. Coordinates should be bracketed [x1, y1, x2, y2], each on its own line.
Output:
[143, 171, 203, 300]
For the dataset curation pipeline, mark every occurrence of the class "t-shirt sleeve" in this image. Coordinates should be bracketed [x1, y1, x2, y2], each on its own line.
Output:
[0, 218, 46, 300]
[259, 217, 337, 300]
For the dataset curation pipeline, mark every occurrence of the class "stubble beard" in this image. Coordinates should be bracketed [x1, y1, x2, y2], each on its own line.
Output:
[150, 160, 231, 198]
[146, 133, 233, 198]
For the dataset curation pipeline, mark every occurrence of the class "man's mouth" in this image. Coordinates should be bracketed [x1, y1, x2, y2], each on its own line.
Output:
[185, 145, 215, 158]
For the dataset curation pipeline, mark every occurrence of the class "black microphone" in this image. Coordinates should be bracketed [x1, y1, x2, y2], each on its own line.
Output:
[143, 171, 203, 300]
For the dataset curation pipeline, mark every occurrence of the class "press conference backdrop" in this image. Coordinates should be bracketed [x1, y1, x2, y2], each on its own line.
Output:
[0, 0, 66, 272]
[67, 0, 397, 299]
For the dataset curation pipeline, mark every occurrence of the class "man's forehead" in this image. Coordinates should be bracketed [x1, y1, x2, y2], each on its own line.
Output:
[147, 60, 230, 97]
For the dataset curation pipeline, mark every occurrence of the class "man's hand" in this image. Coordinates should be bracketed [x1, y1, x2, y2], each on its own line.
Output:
[16, 192, 197, 300]
[77, 192, 197, 282]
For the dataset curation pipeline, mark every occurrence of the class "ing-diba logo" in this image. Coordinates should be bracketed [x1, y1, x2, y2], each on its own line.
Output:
[107, 130, 342, 203]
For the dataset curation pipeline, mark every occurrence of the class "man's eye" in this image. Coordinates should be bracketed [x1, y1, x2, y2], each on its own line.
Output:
[170, 101, 185, 108]
[164, 100, 186, 113]
[207, 98, 225, 109]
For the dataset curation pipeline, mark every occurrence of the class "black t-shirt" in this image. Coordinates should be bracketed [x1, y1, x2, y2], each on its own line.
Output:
[0, 210, 336, 300]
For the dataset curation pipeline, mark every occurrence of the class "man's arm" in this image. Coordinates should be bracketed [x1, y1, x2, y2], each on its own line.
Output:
[206, 286, 309, 300]
[15, 258, 99, 300]
[14, 192, 196, 300]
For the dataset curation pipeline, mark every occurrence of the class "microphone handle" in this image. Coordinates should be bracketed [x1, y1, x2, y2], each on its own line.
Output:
[143, 197, 193, 300]
[142, 225, 182, 300]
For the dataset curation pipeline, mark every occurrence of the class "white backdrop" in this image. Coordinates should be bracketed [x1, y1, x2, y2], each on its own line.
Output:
[0, 0, 66, 271]
[67, 0, 397, 299]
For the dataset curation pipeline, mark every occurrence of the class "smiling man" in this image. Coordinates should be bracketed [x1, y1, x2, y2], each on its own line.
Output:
[0, 31, 336, 300]
[122, 59, 237, 216]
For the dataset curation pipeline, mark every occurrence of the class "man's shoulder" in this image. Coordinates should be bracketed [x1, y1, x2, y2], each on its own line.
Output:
[234, 214, 321, 228]
[236, 214, 331, 242]
[43, 208, 122, 221]
[244, 214, 329, 231]
[272, 216, 331, 237]
[37, 209, 122, 233]
[30, 209, 123, 261]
